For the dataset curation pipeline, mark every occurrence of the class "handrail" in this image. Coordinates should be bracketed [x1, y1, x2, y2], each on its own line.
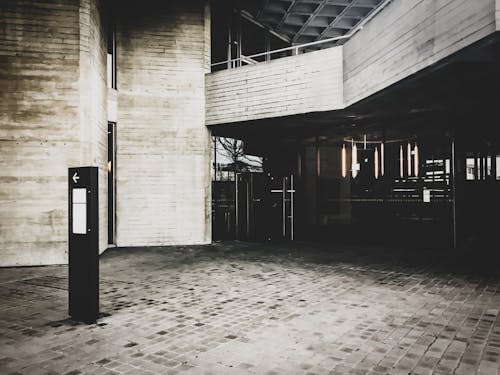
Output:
[241, 55, 258, 65]
[210, 35, 349, 68]
[245, 34, 350, 61]
[211, 55, 259, 68]
[210, 0, 392, 69]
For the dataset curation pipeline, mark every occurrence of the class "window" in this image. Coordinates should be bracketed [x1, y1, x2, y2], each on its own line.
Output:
[107, 13, 116, 89]
[497, 156, 500, 180]
[466, 158, 475, 180]
[466, 156, 496, 181]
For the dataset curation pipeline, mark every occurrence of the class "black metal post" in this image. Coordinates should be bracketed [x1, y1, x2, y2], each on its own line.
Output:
[68, 167, 99, 324]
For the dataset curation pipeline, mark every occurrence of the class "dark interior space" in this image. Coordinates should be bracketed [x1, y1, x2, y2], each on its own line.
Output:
[212, 34, 500, 252]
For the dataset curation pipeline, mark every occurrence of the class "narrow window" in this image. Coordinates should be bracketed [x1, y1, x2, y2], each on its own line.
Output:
[496, 156, 500, 180]
[107, 13, 117, 89]
[108, 122, 116, 244]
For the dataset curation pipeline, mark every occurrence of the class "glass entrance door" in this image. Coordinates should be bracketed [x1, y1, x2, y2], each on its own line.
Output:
[107, 122, 116, 245]
[269, 175, 295, 241]
[235, 173, 296, 242]
[456, 137, 500, 248]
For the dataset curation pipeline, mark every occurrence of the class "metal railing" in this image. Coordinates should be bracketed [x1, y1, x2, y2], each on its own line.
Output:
[211, 0, 392, 70]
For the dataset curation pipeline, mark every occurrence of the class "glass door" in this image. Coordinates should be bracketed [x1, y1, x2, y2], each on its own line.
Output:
[107, 122, 116, 245]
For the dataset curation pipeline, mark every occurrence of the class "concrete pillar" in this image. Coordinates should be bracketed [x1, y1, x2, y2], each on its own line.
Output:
[0, 0, 108, 266]
[115, 0, 212, 246]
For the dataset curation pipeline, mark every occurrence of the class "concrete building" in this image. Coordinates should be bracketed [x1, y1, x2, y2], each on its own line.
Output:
[2, 2, 500, 374]
[1, 0, 212, 266]
[1, 0, 500, 267]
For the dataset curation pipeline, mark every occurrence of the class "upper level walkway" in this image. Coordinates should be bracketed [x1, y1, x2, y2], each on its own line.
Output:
[206, 0, 500, 127]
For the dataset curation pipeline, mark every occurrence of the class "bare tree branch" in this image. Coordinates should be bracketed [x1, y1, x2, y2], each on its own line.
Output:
[216, 137, 261, 172]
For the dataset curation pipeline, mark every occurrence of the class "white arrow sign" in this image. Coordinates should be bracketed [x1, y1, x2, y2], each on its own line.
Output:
[72, 172, 80, 184]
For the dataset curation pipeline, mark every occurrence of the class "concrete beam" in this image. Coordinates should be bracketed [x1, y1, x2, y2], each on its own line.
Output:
[343, 0, 497, 106]
[206, 46, 344, 125]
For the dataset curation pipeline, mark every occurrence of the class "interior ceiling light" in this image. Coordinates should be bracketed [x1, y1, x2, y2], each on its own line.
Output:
[400, 145, 404, 178]
[316, 145, 321, 177]
[407, 142, 412, 177]
[414, 143, 419, 177]
[344, 137, 382, 145]
[352, 141, 358, 179]
[297, 152, 302, 177]
[381, 142, 385, 176]
[343, 137, 413, 144]
[342, 144, 347, 178]
[374, 147, 379, 179]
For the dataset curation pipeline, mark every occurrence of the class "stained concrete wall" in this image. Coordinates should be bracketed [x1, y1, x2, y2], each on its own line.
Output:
[0, 0, 107, 266]
[496, 0, 500, 29]
[343, 0, 497, 106]
[79, 0, 108, 255]
[115, 0, 211, 246]
[206, 46, 344, 125]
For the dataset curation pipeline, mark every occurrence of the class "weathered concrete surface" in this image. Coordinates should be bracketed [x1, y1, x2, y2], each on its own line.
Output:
[497, 0, 500, 29]
[206, 46, 343, 126]
[0, 0, 212, 266]
[343, 0, 497, 106]
[79, 0, 108, 256]
[0, 242, 499, 374]
[115, 0, 211, 247]
[0, 0, 107, 266]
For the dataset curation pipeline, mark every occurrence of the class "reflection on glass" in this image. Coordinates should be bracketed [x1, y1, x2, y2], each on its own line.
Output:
[316, 146, 321, 177]
[465, 156, 497, 181]
[314, 133, 453, 248]
[212, 136, 263, 181]
[297, 152, 302, 177]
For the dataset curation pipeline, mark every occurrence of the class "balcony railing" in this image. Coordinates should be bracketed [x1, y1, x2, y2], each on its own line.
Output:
[210, 0, 392, 71]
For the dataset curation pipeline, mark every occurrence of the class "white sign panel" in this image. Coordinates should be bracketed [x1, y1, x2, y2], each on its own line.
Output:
[72, 188, 87, 234]
[73, 188, 86, 204]
[423, 189, 431, 203]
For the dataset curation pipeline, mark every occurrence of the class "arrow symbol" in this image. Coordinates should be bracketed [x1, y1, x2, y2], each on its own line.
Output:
[72, 173, 80, 184]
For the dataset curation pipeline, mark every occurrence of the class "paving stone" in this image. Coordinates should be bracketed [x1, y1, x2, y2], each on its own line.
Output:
[0, 242, 499, 374]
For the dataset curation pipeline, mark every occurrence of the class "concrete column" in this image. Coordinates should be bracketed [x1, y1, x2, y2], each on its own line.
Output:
[115, 0, 211, 247]
[0, 0, 108, 266]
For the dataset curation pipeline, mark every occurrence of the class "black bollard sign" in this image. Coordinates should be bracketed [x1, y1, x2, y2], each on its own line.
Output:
[68, 167, 99, 323]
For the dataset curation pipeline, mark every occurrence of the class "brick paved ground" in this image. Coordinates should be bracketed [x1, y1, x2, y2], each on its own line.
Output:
[0, 242, 499, 375]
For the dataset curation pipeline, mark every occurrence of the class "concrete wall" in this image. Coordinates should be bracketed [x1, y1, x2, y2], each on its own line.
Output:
[115, 0, 211, 246]
[343, 0, 497, 106]
[79, 0, 108, 254]
[496, 0, 500, 29]
[0, 0, 108, 266]
[205, 46, 343, 125]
